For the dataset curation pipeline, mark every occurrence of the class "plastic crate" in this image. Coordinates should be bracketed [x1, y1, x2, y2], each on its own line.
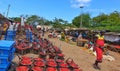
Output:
[0, 40, 15, 48]
[5, 35, 15, 40]
[0, 54, 14, 64]
[26, 32, 33, 42]
[26, 32, 32, 38]
[0, 48, 15, 64]
[7, 31, 16, 35]
[5, 37, 15, 41]
[30, 32, 33, 42]
[0, 40, 15, 56]
[0, 47, 15, 57]
[0, 62, 10, 71]
[30, 37, 33, 42]
[5, 31, 16, 40]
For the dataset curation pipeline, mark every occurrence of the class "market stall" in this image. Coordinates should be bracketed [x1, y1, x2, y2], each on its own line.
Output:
[104, 32, 120, 53]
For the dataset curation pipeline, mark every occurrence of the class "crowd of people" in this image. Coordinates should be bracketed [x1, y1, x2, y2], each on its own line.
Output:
[0, 21, 20, 39]
[48, 29, 105, 70]
[0, 20, 106, 70]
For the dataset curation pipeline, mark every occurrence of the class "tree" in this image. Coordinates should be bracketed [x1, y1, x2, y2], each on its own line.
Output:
[26, 15, 50, 26]
[91, 11, 120, 32]
[44, 20, 53, 25]
[92, 13, 108, 26]
[109, 11, 120, 25]
[9, 17, 21, 22]
[92, 11, 120, 26]
[72, 13, 91, 28]
[26, 15, 40, 25]
[52, 18, 62, 29]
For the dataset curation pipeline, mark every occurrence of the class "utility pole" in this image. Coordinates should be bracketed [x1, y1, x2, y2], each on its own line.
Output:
[6, 4, 11, 18]
[80, 6, 84, 28]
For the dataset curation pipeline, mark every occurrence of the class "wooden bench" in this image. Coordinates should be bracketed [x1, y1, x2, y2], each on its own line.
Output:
[76, 39, 88, 47]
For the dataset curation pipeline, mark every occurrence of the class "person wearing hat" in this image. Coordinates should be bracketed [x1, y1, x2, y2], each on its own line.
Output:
[93, 31, 105, 70]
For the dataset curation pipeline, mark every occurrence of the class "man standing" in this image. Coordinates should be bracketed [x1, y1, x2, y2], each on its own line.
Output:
[93, 31, 105, 70]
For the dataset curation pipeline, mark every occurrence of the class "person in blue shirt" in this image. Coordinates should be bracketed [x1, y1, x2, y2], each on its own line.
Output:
[75, 31, 79, 38]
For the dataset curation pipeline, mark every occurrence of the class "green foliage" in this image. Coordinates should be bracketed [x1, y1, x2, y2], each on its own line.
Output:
[52, 18, 67, 29]
[72, 16, 80, 27]
[71, 11, 120, 32]
[9, 17, 21, 22]
[26, 15, 53, 26]
[90, 11, 120, 32]
[52, 18, 77, 30]
[9, 11, 120, 32]
[26, 15, 40, 24]
[72, 13, 91, 27]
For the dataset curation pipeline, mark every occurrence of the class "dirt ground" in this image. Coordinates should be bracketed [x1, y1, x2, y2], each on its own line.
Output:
[13, 33, 120, 71]
[45, 34, 120, 71]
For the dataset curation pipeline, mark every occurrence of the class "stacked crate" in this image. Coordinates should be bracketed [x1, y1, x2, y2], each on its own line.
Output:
[26, 31, 33, 42]
[0, 40, 15, 71]
[4, 31, 16, 41]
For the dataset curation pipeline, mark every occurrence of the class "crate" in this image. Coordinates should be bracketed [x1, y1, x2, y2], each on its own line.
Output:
[0, 40, 15, 56]
[0, 40, 15, 65]
[26, 32, 33, 42]
[5, 34, 15, 40]
[30, 37, 33, 42]
[0, 62, 10, 71]
[5, 37, 15, 41]
[0, 54, 14, 64]
[7, 31, 16, 35]
[5, 31, 16, 40]
[0, 40, 15, 48]
[0, 47, 15, 57]
[26, 32, 32, 38]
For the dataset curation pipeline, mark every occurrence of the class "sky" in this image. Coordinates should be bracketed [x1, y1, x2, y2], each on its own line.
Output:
[0, 0, 120, 23]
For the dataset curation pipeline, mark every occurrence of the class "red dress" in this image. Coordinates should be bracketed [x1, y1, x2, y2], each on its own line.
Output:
[96, 35, 104, 62]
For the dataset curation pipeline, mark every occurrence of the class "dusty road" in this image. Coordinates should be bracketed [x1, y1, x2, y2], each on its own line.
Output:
[13, 33, 120, 71]
[46, 36, 120, 71]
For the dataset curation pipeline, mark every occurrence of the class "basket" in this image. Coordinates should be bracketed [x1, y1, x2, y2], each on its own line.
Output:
[16, 66, 29, 71]
[32, 66, 43, 71]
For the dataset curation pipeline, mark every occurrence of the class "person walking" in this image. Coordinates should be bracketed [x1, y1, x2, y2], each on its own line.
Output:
[93, 31, 105, 70]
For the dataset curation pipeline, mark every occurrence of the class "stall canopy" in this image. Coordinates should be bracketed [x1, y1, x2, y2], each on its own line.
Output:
[0, 13, 13, 23]
[104, 32, 120, 42]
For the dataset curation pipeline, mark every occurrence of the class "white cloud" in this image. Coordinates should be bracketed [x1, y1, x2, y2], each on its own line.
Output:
[71, 0, 91, 8]
[75, 0, 91, 3]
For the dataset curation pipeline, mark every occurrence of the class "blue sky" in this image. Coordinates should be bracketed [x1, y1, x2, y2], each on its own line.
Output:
[0, 0, 120, 23]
